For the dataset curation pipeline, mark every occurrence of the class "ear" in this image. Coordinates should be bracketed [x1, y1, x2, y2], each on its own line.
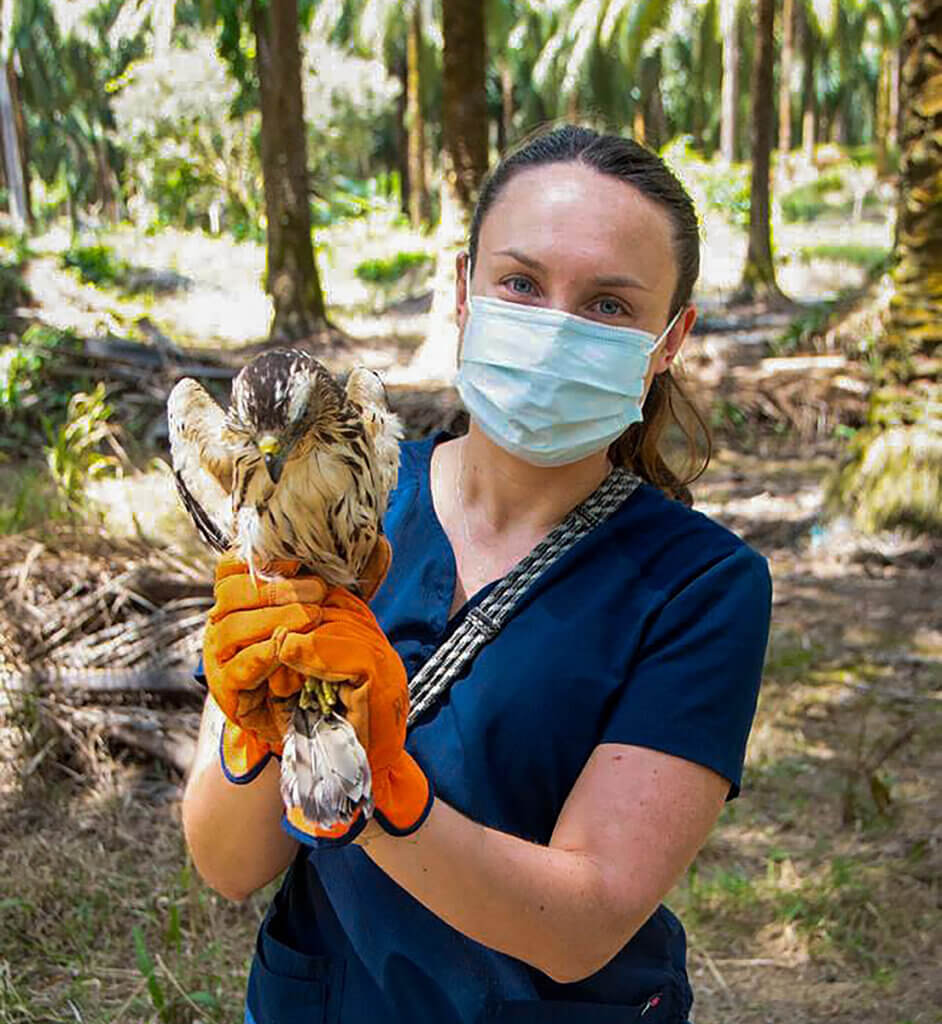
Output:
[650, 305, 697, 375]
[358, 535, 392, 602]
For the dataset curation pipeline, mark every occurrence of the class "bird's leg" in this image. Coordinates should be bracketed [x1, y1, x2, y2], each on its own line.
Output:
[300, 678, 339, 716]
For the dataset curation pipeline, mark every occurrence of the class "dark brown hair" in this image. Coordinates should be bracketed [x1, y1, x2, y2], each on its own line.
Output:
[468, 123, 711, 504]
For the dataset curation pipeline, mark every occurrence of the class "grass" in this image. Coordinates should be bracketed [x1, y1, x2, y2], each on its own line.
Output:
[0, 777, 272, 1023]
[0, 462, 67, 535]
[797, 244, 891, 276]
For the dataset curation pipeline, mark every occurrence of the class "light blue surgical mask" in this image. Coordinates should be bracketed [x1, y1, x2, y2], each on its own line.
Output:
[455, 266, 684, 467]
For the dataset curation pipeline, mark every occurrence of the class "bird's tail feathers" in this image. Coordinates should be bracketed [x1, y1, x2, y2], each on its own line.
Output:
[280, 706, 373, 828]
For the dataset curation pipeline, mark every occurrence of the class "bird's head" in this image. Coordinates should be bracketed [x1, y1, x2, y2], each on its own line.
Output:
[229, 349, 343, 485]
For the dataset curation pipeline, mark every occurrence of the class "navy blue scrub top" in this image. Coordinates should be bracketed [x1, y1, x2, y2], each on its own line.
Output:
[203, 433, 772, 1024]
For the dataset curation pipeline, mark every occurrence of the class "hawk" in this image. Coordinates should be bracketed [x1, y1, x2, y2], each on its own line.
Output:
[167, 349, 402, 828]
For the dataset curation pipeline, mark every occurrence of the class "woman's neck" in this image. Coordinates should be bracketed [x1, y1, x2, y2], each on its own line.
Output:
[450, 422, 612, 539]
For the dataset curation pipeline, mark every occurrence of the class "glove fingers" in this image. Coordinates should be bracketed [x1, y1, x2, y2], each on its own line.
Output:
[213, 633, 283, 692]
[267, 663, 305, 698]
[209, 604, 322, 662]
[211, 575, 328, 620]
[279, 619, 390, 677]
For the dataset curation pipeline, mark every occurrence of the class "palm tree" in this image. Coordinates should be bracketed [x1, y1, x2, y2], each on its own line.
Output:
[530, 0, 674, 134]
[778, 0, 795, 154]
[719, 0, 738, 162]
[0, 0, 28, 233]
[833, 0, 941, 532]
[441, 0, 487, 221]
[737, 0, 785, 301]
[250, 0, 327, 339]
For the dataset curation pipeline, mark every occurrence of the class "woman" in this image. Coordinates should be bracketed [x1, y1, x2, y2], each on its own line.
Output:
[182, 124, 772, 1024]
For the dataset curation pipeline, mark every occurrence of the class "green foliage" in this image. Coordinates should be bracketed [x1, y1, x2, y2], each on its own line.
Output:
[797, 244, 892, 276]
[700, 163, 752, 228]
[355, 250, 433, 284]
[773, 302, 836, 355]
[62, 243, 128, 287]
[43, 383, 122, 511]
[781, 173, 845, 223]
[0, 248, 32, 316]
[0, 464, 63, 535]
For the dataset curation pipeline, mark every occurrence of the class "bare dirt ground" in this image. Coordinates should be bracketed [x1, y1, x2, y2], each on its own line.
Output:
[1, 215, 938, 1023]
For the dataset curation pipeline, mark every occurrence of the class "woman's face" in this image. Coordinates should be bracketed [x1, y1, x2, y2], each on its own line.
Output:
[457, 162, 696, 390]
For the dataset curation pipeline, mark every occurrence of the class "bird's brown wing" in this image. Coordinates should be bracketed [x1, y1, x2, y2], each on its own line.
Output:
[345, 367, 402, 511]
[167, 378, 236, 552]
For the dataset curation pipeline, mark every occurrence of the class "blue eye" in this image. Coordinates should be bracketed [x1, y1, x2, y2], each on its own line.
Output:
[505, 276, 535, 296]
[595, 298, 626, 316]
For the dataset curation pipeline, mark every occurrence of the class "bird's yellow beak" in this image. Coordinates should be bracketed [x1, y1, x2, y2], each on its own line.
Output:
[257, 435, 281, 456]
[258, 435, 285, 484]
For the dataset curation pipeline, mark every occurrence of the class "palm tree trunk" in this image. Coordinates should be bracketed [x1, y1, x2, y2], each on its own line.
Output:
[800, 2, 816, 162]
[251, 0, 327, 341]
[0, 57, 27, 234]
[394, 54, 411, 218]
[442, 0, 488, 220]
[407, 1, 428, 228]
[738, 0, 785, 301]
[875, 47, 891, 175]
[642, 51, 667, 152]
[778, 0, 795, 154]
[831, 0, 942, 533]
[499, 58, 514, 154]
[720, 0, 739, 163]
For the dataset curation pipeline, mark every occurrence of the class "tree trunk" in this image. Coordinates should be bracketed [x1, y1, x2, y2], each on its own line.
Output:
[0, 57, 27, 234]
[885, 0, 942, 374]
[251, 0, 327, 341]
[888, 45, 901, 151]
[407, 1, 428, 228]
[801, 3, 816, 162]
[720, 0, 738, 163]
[778, 0, 795, 153]
[738, 0, 785, 301]
[395, 54, 411, 218]
[831, 0, 942, 533]
[642, 52, 668, 152]
[442, 0, 488, 220]
[499, 58, 514, 154]
[8, 61, 30, 228]
[875, 47, 891, 175]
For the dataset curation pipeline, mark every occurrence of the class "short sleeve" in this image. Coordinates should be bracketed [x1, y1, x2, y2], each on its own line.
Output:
[601, 545, 772, 798]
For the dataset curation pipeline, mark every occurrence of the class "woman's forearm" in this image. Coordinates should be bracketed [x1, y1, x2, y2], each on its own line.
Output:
[181, 695, 298, 901]
[358, 800, 649, 984]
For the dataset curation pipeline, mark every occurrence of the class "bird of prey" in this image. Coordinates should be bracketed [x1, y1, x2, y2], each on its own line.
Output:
[167, 349, 402, 828]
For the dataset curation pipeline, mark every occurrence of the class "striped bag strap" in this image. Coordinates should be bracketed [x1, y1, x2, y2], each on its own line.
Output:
[407, 466, 642, 726]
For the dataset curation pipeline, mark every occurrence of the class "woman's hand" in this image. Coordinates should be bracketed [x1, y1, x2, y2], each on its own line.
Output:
[202, 556, 327, 775]
[277, 588, 433, 844]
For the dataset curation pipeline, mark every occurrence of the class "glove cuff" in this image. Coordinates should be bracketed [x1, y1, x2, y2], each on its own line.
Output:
[282, 805, 370, 848]
[280, 753, 434, 848]
[220, 721, 281, 784]
[372, 751, 434, 837]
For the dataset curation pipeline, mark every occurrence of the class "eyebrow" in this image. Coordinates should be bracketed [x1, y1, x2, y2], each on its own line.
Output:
[493, 248, 652, 291]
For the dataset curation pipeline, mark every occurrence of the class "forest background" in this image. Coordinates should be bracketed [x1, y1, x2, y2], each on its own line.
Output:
[0, 0, 939, 1021]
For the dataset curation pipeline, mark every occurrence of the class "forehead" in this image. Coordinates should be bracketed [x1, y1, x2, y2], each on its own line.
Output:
[479, 162, 677, 289]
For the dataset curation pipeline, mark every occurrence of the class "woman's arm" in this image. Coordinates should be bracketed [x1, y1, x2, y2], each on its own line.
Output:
[182, 694, 298, 901]
[358, 742, 728, 983]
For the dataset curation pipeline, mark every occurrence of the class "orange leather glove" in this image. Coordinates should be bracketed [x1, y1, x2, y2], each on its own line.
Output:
[278, 587, 433, 846]
[203, 556, 326, 781]
[203, 541, 393, 783]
